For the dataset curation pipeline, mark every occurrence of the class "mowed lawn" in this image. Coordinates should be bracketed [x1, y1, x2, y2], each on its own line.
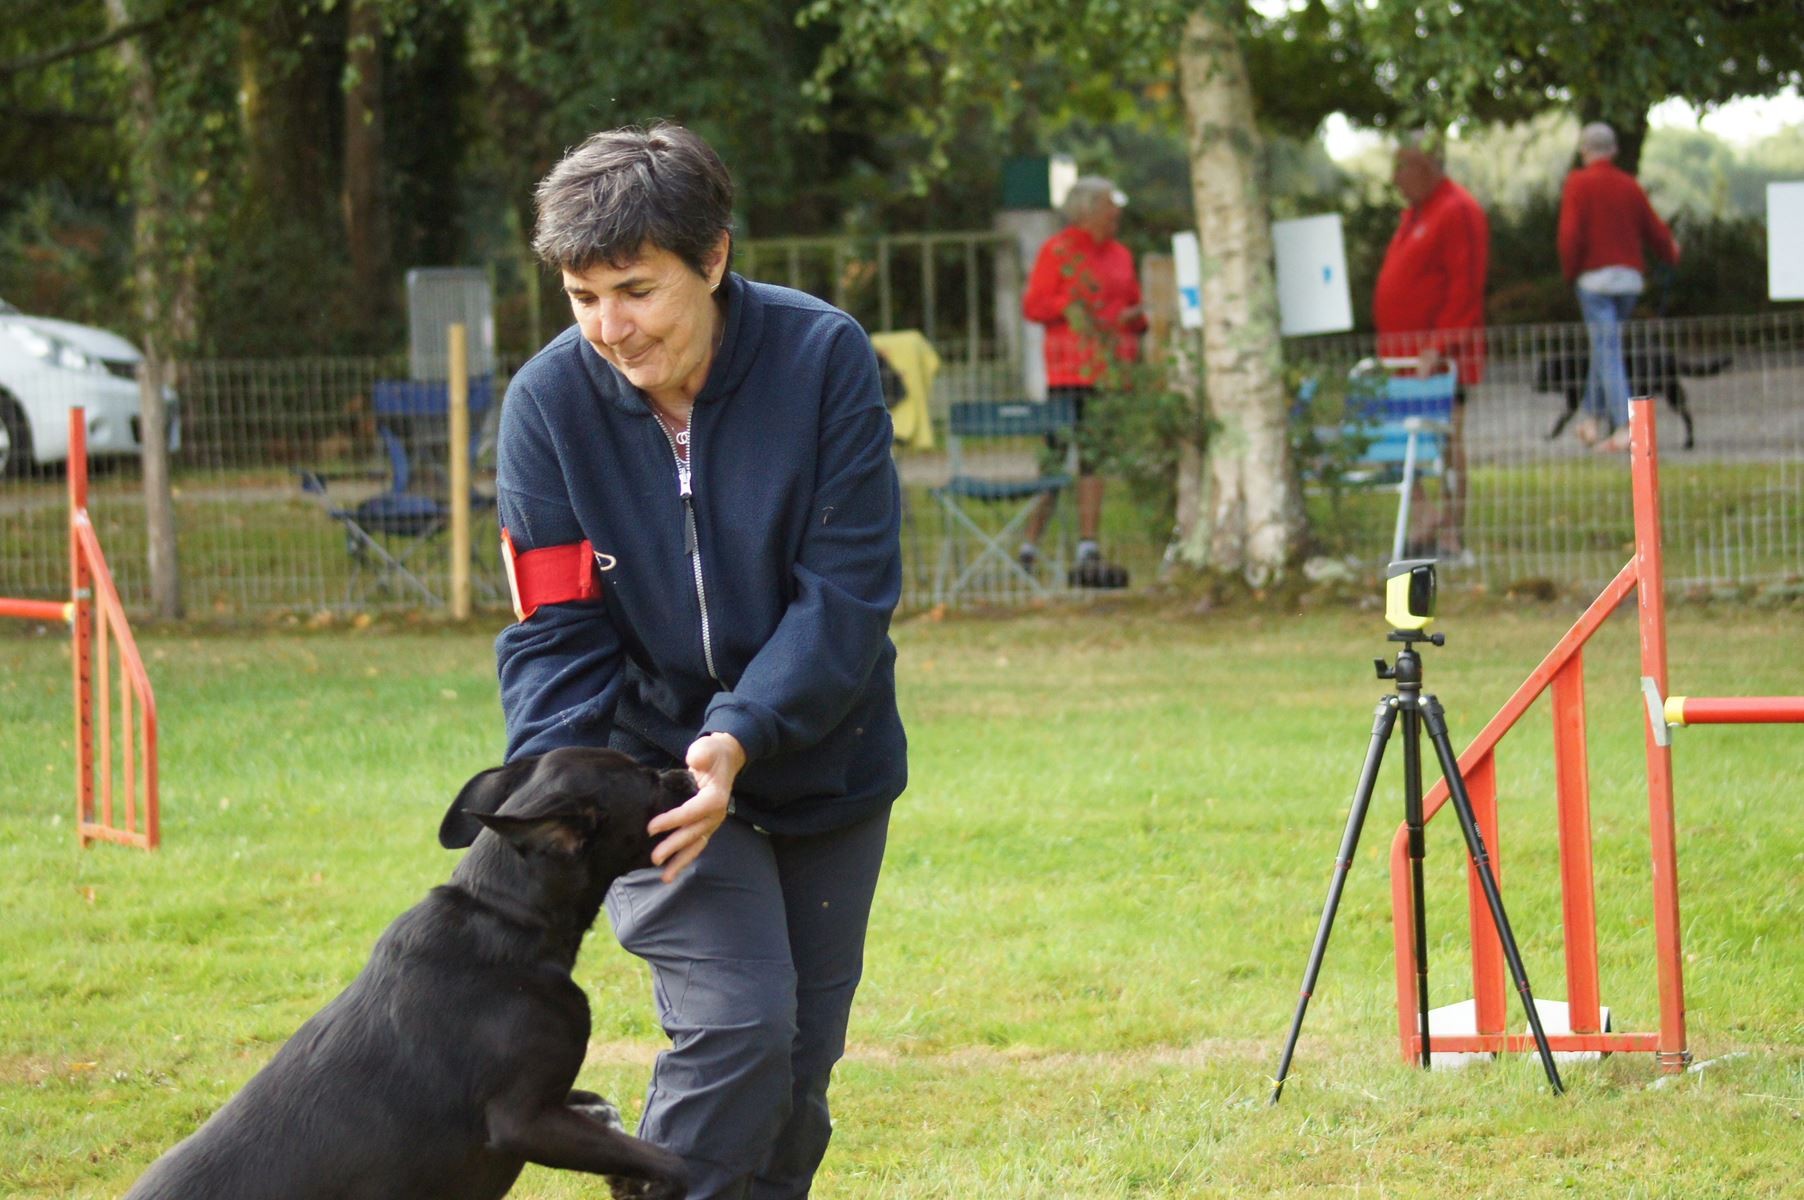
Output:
[2, 601, 1801, 1198]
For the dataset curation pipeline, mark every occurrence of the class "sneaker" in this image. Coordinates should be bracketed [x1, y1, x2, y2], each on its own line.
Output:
[1595, 428, 1632, 453]
[1069, 559, 1129, 589]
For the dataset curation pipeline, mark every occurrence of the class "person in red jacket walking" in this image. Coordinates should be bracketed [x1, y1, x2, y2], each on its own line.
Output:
[1019, 175, 1146, 583]
[1558, 121, 1682, 453]
[1373, 133, 1489, 561]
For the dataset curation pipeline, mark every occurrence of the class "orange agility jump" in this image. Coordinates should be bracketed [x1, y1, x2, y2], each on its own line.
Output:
[1388, 396, 1802, 1074]
[0, 407, 159, 850]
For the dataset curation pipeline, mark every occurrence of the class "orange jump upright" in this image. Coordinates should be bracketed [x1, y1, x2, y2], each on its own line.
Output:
[1389, 398, 1698, 1072]
[1, 408, 160, 850]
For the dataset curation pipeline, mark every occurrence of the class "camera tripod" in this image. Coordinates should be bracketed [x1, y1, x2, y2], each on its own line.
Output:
[1269, 630, 1565, 1104]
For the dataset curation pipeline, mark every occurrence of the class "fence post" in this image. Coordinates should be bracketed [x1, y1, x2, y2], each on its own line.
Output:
[447, 323, 471, 620]
[138, 353, 182, 619]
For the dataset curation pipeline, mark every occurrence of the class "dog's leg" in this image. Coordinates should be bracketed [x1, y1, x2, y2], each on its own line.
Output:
[1548, 399, 1577, 441]
[486, 1097, 687, 1199]
[1670, 383, 1695, 449]
[564, 1093, 674, 1199]
[567, 1090, 625, 1131]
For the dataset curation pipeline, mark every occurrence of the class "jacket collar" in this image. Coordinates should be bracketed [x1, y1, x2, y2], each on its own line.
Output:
[695, 272, 760, 405]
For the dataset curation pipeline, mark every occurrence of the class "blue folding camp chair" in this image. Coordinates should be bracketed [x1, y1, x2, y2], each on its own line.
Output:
[302, 376, 497, 606]
[929, 393, 1077, 604]
[1317, 358, 1457, 562]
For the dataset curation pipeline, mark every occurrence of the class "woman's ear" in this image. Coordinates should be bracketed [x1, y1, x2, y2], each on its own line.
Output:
[707, 231, 732, 291]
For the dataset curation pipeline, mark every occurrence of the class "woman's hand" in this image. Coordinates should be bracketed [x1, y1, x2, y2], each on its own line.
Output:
[648, 731, 745, 883]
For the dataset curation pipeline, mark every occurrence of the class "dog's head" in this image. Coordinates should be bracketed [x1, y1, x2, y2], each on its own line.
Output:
[440, 748, 695, 887]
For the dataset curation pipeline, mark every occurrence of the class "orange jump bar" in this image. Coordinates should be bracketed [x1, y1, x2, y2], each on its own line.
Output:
[0, 598, 72, 623]
[1665, 696, 1804, 727]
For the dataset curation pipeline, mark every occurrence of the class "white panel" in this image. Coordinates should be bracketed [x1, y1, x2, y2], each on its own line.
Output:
[1272, 214, 1354, 337]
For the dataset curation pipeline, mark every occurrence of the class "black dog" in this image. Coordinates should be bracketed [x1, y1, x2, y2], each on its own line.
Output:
[123, 747, 695, 1200]
[1533, 349, 1730, 449]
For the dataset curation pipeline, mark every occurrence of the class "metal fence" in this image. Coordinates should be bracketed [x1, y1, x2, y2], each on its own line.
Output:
[2, 310, 1799, 619]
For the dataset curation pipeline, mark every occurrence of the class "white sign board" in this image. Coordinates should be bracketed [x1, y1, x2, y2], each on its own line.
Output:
[1769, 181, 1804, 301]
[1272, 214, 1354, 337]
[1171, 231, 1204, 330]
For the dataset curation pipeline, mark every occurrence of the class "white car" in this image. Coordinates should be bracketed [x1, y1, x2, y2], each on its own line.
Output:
[0, 298, 180, 477]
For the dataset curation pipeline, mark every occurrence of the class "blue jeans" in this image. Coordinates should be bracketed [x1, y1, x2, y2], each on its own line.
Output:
[1577, 287, 1638, 429]
[606, 807, 891, 1200]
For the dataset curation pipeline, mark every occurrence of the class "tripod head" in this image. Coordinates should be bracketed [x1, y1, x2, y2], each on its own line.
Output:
[1376, 628, 1445, 685]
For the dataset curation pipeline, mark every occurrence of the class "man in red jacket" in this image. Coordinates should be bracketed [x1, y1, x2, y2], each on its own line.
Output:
[1019, 175, 1146, 584]
[1558, 121, 1682, 452]
[1373, 133, 1489, 561]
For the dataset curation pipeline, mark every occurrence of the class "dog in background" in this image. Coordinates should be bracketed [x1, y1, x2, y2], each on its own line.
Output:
[123, 747, 695, 1200]
[1532, 348, 1730, 449]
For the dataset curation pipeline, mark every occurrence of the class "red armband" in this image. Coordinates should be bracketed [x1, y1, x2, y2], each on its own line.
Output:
[501, 528, 614, 621]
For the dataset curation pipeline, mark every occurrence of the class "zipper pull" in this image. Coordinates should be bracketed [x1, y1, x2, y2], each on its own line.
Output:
[677, 463, 692, 499]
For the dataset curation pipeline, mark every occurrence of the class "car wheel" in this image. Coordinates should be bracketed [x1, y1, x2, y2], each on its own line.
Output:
[0, 393, 34, 479]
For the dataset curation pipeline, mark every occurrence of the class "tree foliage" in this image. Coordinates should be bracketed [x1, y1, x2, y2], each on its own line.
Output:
[1357, 0, 1804, 171]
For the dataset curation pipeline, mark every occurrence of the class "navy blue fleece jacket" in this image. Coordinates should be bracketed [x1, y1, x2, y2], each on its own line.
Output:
[493, 274, 906, 835]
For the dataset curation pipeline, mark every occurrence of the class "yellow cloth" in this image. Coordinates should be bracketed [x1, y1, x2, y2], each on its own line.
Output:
[869, 330, 938, 451]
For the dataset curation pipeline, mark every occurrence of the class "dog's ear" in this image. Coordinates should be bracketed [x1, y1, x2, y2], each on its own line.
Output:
[468, 809, 596, 858]
[440, 758, 538, 848]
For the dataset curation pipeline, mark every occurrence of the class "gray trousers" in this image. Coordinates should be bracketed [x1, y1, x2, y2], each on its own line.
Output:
[605, 806, 890, 1200]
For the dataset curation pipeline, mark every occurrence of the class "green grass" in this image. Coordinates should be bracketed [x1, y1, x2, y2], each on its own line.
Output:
[2, 602, 1802, 1197]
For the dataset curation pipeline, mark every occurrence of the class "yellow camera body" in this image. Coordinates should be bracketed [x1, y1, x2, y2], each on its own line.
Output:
[1385, 559, 1437, 633]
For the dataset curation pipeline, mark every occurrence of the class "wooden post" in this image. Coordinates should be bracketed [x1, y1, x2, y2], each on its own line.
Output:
[138, 354, 181, 619]
[448, 324, 471, 621]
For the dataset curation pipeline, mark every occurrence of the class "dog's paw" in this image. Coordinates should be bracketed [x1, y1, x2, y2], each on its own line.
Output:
[569, 1098, 627, 1133]
[605, 1175, 684, 1200]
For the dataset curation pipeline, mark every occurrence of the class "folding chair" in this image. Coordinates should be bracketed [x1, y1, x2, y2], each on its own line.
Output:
[302, 376, 497, 606]
[929, 393, 1077, 604]
[1330, 358, 1457, 562]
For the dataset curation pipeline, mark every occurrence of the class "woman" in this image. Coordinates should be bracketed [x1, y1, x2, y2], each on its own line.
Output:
[493, 122, 906, 1199]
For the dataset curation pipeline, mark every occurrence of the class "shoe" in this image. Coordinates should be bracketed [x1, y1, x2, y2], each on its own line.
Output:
[1069, 559, 1129, 589]
[1573, 417, 1601, 446]
[1595, 428, 1632, 453]
[1017, 543, 1039, 573]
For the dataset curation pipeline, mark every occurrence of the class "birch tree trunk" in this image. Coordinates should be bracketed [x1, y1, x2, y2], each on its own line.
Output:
[1172, 4, 1302, 584]
[105, 0, 184, 619]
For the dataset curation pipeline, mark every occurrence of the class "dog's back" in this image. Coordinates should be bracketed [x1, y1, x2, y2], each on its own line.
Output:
[123, 749, 695, 1200]
[124, 888, 559, 1200]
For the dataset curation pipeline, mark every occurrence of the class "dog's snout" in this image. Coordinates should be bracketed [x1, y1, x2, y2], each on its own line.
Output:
[658, 768, 698, 808]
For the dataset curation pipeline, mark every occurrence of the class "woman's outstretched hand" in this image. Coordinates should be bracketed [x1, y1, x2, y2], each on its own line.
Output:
[649, 731, 745, 883]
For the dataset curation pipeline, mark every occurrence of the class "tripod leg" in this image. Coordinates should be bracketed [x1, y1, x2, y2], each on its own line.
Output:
[1400, 698, 1433, 1069]
[1271, 698, 1400, 1105]
[1422, 695, 1566, 1096]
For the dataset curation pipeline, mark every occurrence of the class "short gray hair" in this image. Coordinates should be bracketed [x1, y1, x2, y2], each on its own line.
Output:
[531, 122, 735, 276]
[1579, 121, 1618, 158]
[1397, 128, 1445, 168]
[1062, 175, 1124, 223]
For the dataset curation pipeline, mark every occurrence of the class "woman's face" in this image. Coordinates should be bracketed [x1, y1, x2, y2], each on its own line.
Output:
[562, 235, 728, 407]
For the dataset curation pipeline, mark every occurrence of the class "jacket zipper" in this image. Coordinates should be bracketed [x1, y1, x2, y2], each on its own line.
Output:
[654, 417, 723, 686]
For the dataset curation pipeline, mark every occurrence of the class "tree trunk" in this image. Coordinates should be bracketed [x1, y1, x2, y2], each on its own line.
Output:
[105, 0, 182, 620]
[342, 0, 391, 336]
[1173, 5, 1301, 584]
